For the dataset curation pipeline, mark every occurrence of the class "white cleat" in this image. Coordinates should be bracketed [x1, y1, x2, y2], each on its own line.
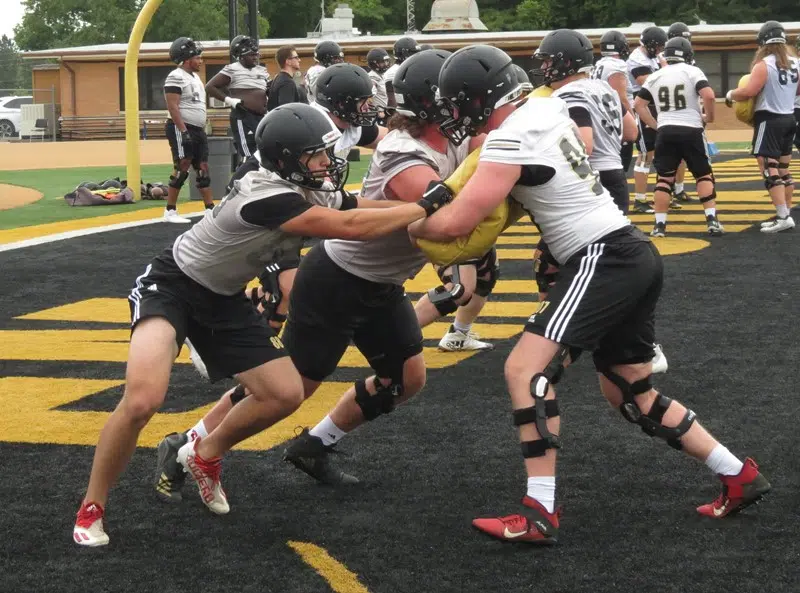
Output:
[438, 325, 494, 351]
[163, 209, 192, 223]
[760, 217, 795, 233]
[177, 438, 230, 515]
[652, 343, 668, 374]
[73, 502, 110, 547]
[184, 338, 209, 380]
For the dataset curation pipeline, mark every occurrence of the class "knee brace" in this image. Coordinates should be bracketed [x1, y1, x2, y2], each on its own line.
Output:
[230, 383, 247, 405]
[654, 177, 675, 196]
[781, 173, 794, 189]
[513, 346, 570, 458]
[429, 265, 465, 316]
[257, 262, 288, 326]
[599, 367, 696, 450]
[474, 249, 499, 298]
[695, 175, 717, 203]
[168, 169, 189, 189]
[354, 377, 403, 421]
[533, 242, 559, 294]
[195, 168, 211, 189]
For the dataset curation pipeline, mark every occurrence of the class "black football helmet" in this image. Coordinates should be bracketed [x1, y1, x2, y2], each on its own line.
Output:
[599, 30, 630, 59]
[663, 37, 693, 64]
[667, 22, 692, 40]
[256, 104, 348, 191]
[315, 62, 377, 127]
[169, 37, 202, 64]
[230, 35, 259, 60]
[367, 48, 392, 74]
[314, 40, 344, 66]
[394, 37, 421, 63]
[393, 49, 452, 122]
[437, 45, 521, 145]
[512, 64, 533, 93]
[640, 26, 668, 58]
[531, 29, 594, 85]
[758, 21, 786, 46]
[419, 44, 434, 51]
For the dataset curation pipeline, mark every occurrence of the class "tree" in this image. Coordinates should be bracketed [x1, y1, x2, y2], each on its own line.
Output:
[0, 35, 23, 95]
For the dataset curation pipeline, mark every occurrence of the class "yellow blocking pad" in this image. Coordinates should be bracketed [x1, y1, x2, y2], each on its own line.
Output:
[0, 376, 359, 451]
[287, 541, 371, 593]
[0, 329, 478, 369]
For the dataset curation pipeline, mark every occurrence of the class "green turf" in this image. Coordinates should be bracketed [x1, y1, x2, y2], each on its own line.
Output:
[715, 141, 750, 151]
[0, 159, 372, 231]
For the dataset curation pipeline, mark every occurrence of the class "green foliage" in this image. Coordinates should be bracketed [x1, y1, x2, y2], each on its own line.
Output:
[0, 35, 23, 93]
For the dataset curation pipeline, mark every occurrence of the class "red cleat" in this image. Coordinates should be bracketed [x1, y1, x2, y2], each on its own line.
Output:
[472, 496, 560, 544]
[697, 457, 771, 518]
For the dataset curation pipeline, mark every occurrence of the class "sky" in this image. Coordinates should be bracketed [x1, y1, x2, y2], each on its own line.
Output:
[1, 0, 26, 40]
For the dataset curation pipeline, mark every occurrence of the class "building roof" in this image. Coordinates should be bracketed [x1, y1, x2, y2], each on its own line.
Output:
[22, 22, 800, 61]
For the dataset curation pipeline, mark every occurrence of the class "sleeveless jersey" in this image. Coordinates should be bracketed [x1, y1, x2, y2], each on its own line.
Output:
[305, 64, 326, 102]
[325, 130, 470, 284]
[173, 169, 345, 295]
[553, 78, 623, 171]
[219, 61, 270, 91]
[368, 70, 389, 109]
[480, 98, 630, 264]
[754, 54, 800, 115]
[164, 68, 206, 127]
[309, 101, 363, 159]
[641, 62, 709, 128]
[383, 63, 400, 87]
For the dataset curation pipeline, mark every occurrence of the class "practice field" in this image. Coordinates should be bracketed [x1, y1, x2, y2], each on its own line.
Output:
[1, 154, 799, 593]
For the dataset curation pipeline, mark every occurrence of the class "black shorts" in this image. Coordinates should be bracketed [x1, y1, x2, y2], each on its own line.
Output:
[636, 103, 658, 154]
[653, 125, 712, 179]
[165, 121, 209, 169]
[282, 244, 424, 383]
[620, 141, 634, 174]
[230, 107, 262, 161]
[752, 111, 796, 158]
[524, 226, 662, 368]
[794, 108, 800, 151]
[128, 249, 287, 382]
[599, 168, 630, 214]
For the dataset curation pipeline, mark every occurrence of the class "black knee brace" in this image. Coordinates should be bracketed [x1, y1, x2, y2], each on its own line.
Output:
[354, 377, 403, 421]
[599, 367, 696, 450]
[764, 160, 782, 189]
[533, 241, 559, 294]
[429, 265, 465, 316]
[696, 175, 716, 203]
[230, 383, 247, 405]
[781, 173, 794, 189]
[169, 170, 189, 189]
[655, 177, 675, 196]
[474, 249, 499, 298]
[195, 169, 211, 189]
[513, 346, 570, 458]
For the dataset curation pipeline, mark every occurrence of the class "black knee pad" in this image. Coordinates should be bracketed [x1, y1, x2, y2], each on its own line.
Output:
[474, 249, 499, 298]
[169, 170, 189, 189]
[764, 174, 782, 190]
[533, 241, 559, 294]
[229, 383, 247, 405]
[195, 170, 211, 189]
[354, 377, 403, 421]
[655, 177, 675, 196]
[695, 175, 716, 203]
[430, 264, 464, 316]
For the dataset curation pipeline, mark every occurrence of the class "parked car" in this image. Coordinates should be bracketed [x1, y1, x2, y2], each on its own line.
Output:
[0, 96, 34, 138]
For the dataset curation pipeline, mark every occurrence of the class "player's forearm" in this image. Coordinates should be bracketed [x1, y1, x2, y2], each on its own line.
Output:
[703, 97, 715, 123]
[345, 204, 426, 240]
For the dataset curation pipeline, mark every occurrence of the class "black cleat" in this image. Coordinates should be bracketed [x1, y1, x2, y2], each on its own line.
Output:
[706, 215, 725, 236]
[650, 221, 667, 238]
[633, 199, 654, 214]
[674, 190, 699, 203]
[284, 428, 359, 486]
[154, 432, 188, 503]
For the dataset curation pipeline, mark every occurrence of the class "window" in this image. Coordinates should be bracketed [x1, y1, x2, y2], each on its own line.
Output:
[693, 51, 722, 96]
[727, 50, 755, 94]
[118, 66, 175, 111]
[3, 97, 31, 109]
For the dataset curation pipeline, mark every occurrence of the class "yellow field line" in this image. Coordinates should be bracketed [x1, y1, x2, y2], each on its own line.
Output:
[287, 541, 371, 593]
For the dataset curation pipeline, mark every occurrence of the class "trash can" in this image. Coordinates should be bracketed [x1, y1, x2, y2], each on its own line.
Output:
[190, 136, 235, 201]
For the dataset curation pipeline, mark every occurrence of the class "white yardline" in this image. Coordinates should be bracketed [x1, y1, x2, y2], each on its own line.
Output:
[0, 211, 205, 253]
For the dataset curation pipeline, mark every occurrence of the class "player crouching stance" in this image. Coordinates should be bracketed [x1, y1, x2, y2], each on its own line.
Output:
[411, 45, 770, 545]
[72, 103, 452, 546]
[634, 37, 724, 237]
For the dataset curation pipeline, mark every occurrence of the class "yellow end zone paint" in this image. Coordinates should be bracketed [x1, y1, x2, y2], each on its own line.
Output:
[288, 541, 371, 593]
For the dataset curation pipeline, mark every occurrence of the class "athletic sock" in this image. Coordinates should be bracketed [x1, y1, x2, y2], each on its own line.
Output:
[776, 204, 790, 218]
[704, 207, 716, 218]
[674, 182, 685, 194]
[166, 204, 177, 211]
[705, 444, 744, 476]
[453, 319, 472, 334]
[186, 419, 207, 441]
[526, 476, 556, 513]
[655, 212, 667, 224]
[635, 193, 647, 202]
[310, 415, 348, 446]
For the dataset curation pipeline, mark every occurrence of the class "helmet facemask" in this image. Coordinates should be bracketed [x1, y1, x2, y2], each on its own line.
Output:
[281, 145, 349, 192]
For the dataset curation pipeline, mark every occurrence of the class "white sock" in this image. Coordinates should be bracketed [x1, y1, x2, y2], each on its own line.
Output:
[704, 444, 744, 476]
[453, 319, 472, 334]
[704, 207, 716, 218]
[674, 182, 685, 193]
[526, 476, 556, 513]
[310, 415, 348, 446]
[776, 204, 790, 218]
[655, 212, 667, 224]
[186, 420, 207, 441]
[635, 193, 647, 202]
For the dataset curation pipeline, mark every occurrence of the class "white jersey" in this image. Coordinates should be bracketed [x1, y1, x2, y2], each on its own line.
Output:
[626, 46, 661, 96]
[592, 57, 628, 85]
[309, 101, 363, 159]
[325, 130, 470, 284]
[368, 70, 389, 109]
[641, 62, 709, 129]
[173, 169, 345, 295]
[219, 61, 270, 91]
[383, 63, 401, 87]
[164, 68, 206, 128]
[754, 54, 800, 115]
[553, 78, 623, 171]
[305, 64, 326, 102]
[480, 98, 630, 264]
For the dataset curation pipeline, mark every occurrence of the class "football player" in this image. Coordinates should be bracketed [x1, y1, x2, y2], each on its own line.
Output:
[305, 40, 344, 102]
[384, 36, 422, 112]
[367, 47, 393, 125]
[635, 37, 723, 237]
[411, 44, 770, 544]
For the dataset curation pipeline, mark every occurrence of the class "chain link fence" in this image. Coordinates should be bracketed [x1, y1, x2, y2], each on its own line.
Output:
[0, 87, 59, 142]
